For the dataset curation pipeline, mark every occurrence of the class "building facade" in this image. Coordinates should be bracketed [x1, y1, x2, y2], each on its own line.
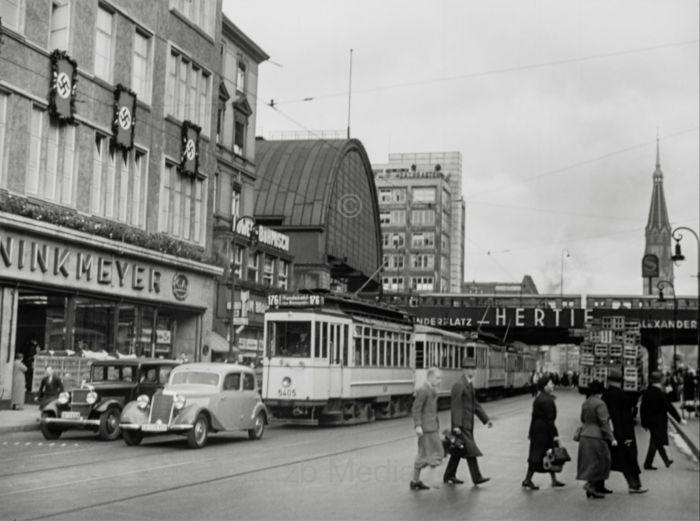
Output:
[207, 14, 291, 365]
[374, 151, 465, 293]
[642, 141, 673, 295]
[0, 0, 225, 402]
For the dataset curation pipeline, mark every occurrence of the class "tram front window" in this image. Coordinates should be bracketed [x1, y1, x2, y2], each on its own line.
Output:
[267, 321, 312, 358]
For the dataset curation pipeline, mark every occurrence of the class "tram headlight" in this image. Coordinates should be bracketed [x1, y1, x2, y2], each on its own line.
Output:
[173, 394, 186, 410]
[136, 394, 150, 409]
[281, 376, 292, 388]
[86, 391, 98, 405]
[57, 392, 69, 405]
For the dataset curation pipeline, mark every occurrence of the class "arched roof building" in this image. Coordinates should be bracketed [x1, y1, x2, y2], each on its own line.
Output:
[254, 139, 382, 292]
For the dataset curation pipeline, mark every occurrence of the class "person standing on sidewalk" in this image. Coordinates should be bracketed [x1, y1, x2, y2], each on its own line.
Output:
[521, 375, 566, 490]
[410, 367, 444, 491]
[443, 357, 493, 486]
[36, 366, 64, 408]
[11, 353, 27, 410]
[641, 371, 685, 470]
[602, 369, 647, 494]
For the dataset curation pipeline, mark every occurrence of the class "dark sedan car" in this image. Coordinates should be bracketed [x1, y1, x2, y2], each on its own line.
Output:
[40, 358, 179, 440]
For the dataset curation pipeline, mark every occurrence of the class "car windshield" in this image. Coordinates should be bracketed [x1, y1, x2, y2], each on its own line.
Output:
[170, 371, 219, 386]
[91, 365, 136, 382]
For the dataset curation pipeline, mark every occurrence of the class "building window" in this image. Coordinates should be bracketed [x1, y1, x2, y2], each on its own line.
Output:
[393, 188, 406, 203]
[411, 232, 435, 248]
[382, 277, 404, 291]
[232, 244, 243, 277]
[0, 0, 23, 33]
[379, 188, 391, 203]
[233, 111, 246, 156]
[159, 161, 206, 244]
[132, 30, 152, 105]
[94, 6, 114, 82]
[166, 49, 211, 131]
[236, 59, 246, 93]
[90, 134, 147, 227]
[49, 0, 70, 51]
[247, 252, 259, 283]
[170, 0, 214, 36]
[381, 210, 406, 226]
[0, 93, 7, 181]
[411, 277, 434, 291]
[411, 254, 434, 269]
[412, 187, 436, 203]
[263, 256, 274, 286]
[277, 260, 288, 290]
[411, 209, 435, 226]
[382, 232, 405, 248]
[26, 106, 77, 206]
[231, 186, 240, 221]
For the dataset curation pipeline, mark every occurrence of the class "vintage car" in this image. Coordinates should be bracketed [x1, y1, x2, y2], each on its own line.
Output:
[120, 363, 269, 449]
[40, 359, 179, 441]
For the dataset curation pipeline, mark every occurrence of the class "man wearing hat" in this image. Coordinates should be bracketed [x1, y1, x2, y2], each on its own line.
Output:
[640, 370, 684, 470]
[442, 355, 493, 486]
[602, 368, 647, 494]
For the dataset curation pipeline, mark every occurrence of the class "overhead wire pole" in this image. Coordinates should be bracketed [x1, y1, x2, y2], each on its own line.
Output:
[347, 48, 353, 139]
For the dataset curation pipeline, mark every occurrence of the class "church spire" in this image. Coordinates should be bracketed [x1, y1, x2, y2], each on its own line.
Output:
[647, 139, 669, 230]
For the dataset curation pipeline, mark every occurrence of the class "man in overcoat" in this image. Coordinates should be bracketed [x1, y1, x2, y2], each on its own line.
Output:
[36, 366, 64, 408]
[602, 369, 647, 493]
[443, 356, 493, 485]
[641, 371, 684, 469]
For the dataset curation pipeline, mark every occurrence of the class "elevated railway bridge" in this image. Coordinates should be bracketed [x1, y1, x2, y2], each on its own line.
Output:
[375, 292, 699, 373]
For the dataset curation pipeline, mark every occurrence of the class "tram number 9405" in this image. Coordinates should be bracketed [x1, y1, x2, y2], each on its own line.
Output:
[278, 388, 296, 398]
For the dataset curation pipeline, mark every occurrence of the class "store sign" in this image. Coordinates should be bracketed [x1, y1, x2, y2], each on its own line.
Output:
[257, 226, 290, 252]
[378, 171, 443, 180]
[112, 84, 137, 150]
[0, 229, 209, 305]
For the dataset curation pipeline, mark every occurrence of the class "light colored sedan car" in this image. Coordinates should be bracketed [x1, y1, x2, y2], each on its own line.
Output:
[120, 363, 268, 449]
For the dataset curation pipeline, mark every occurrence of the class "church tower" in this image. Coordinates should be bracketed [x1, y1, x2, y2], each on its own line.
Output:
[642, 140, 673, 295]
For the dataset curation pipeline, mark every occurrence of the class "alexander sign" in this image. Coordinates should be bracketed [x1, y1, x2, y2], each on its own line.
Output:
[0, 230, 194, 304]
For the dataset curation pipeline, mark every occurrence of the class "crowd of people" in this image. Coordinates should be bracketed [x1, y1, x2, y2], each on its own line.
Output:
[411, 361, 688, 500]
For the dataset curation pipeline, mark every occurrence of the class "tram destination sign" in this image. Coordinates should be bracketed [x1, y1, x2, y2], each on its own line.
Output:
[267, 294, 325, 308]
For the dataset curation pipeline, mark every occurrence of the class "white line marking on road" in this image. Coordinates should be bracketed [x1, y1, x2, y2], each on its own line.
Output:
[24, 442, 31, 446]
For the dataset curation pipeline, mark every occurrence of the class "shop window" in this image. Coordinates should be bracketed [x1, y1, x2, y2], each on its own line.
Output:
[155, 314, 173, 358]
[74, 297, 113, 353]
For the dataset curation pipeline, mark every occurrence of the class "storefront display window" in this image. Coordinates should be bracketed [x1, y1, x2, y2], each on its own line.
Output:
[74, 297, 113, 353]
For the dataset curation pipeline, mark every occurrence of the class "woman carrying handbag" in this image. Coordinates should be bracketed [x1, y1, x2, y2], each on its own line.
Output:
[522, 376, 566, 490]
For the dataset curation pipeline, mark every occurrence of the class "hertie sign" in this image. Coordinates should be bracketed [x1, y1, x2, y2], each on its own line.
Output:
[180, 121, 201, 177]
[49, 50, 77, 122]
[113, 85, 137, 150]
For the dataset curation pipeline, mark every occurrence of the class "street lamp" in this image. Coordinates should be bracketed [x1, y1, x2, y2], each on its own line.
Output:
[671, 226, 700, 372]
[657, 279, 677, 372]
[560, 249, 570, 298]
[230, 216, 258, 362]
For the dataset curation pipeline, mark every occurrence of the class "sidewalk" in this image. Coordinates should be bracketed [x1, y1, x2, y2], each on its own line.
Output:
[0, 404, 40, 434]
[669, 413, 700, 460]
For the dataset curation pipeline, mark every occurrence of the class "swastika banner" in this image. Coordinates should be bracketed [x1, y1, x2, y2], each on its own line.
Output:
[113, 85, 137, 150]
[180, 121, 201, 177]
[49, 50, 77, 122]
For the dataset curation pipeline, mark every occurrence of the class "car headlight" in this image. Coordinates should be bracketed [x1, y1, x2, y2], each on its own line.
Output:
[86, 391, 98, 405]
[173, 394, 186, 410]
[136, 394, 150, 409]
[57, 392, 69, 405]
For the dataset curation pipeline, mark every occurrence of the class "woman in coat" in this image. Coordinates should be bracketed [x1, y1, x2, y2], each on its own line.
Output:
[11, 353, 27, 410]
[576, 380, 617, 499]
[522, 376, 565, 490]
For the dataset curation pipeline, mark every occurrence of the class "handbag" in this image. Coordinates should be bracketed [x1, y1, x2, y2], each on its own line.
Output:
[543, 443, 571, 472]
[573, 426, 582, 442]
[441, 429, 466, 457]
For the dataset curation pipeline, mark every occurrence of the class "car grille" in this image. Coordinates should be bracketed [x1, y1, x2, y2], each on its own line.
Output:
[70, 390, 92, 418]
[149, 394, 173, 424]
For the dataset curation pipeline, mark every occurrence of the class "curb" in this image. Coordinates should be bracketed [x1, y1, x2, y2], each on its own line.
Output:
[0, 420, 40, 435]
[669, 416, 699, 459]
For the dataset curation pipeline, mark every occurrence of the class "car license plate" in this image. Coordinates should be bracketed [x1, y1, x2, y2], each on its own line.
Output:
[61, 411, 81, 419]
[142, 424, 168, 432]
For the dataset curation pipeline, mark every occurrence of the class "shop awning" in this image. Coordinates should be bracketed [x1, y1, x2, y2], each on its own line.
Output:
[204, 331, 236, 354]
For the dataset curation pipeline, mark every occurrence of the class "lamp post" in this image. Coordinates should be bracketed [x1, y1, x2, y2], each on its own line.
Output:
[230, 216, 258, 362]
[560, 249, 570, 298]
[671, 226, 700, 372]
[657, 280, 677, 372]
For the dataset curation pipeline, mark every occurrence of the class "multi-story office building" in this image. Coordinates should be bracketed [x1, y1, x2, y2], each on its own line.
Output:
[0, 0, 227, 400]
[374, 152, 465, 293]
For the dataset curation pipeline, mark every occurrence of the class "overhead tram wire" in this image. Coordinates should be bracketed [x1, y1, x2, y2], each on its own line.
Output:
[268, 39, 699, 106]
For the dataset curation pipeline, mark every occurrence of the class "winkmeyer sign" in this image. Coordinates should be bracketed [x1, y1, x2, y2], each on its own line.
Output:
[0, 228, 211, 306]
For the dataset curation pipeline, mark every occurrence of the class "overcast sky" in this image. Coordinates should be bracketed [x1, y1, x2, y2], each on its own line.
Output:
[224, 0, 699, 297]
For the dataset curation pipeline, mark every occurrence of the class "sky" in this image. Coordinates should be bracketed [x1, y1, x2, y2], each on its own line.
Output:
[223, 0, 700, 297]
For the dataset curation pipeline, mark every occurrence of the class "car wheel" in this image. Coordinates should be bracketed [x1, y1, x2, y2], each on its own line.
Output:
[122, 430, 143, 446]
[187, 414, 208, 449]
[40, 413, 62, 440]
[248, 412, 265, 440]
[98, 407, 121, 441]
